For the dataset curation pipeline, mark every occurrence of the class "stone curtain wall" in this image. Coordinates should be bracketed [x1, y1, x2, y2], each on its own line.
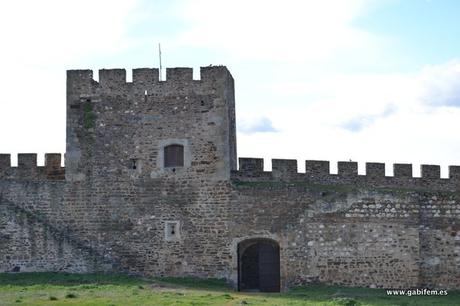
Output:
[0, 154, 64, 181]
[0, 66, 458, 290]
[0, 181, 113, 273]
[235, 158, 460, 191]
[231, 158, 460, 289]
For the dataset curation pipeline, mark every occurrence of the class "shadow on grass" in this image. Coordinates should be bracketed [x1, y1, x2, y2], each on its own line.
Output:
[0, 272, 231, 290]
[154, 280, 460, 306]
[0, 272, 149, 287]
[154, 276, 231, 291]
[281, 284, 460, 306]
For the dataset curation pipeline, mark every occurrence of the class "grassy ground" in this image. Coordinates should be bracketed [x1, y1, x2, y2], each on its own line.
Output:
[0, 273, 459, 306]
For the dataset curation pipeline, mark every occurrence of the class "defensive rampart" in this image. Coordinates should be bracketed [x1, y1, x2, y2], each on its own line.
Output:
[233, 158, 460, 191]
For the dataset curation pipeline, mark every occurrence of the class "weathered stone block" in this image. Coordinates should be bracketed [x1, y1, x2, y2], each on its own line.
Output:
[366, 162, 385, 177]
[338, 161, 358, 176]
[0, 154, 10, 169]
[305, 160, 329, 176]
[166, 68, 193, 81]
[272, 159, 297, 179]
[394, 163, 412, 178]
[18, 154, 37, 168]
[239, 158, 264, 173]
[421, 165, 440, 179]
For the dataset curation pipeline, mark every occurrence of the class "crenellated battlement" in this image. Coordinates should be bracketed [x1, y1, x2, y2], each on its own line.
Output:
[2, 63, 460, 290]
[0, 153, 65, 181]
[65, 65, 237, 180]
[67, 66, 233, 97]
[233, 158, 460, 191]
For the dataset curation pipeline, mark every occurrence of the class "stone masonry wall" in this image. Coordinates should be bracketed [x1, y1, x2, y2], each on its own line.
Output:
[0, 180, 113, 273]
[1, 67, 238, 281]
[231, 158, 460, 289]
[0, 66, 459, 291]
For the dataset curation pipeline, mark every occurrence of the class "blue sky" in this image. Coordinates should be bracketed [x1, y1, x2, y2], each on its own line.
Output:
[1, 0, 460, 177]
[354, 0, 460, 71]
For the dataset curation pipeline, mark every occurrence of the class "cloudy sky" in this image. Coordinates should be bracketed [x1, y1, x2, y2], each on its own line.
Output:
[1, 0, 460, 177]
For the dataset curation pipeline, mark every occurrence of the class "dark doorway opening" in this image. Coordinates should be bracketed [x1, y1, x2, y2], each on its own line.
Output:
[238, 239, 280, 292]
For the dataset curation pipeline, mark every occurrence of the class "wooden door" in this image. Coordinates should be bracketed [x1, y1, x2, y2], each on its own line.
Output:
[258, 243, 280, 292]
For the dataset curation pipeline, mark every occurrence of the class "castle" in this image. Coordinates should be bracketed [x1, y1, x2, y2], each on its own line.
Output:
[0, 66, 459, 292]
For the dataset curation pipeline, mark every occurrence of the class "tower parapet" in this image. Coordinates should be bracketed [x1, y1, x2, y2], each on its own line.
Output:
[67, 66, 233, 96]
[66, 66, 237, 182]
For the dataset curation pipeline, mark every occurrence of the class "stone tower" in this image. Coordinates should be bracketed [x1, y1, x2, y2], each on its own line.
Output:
[1, 64, 459, 291]
[65, 67, 237, 182]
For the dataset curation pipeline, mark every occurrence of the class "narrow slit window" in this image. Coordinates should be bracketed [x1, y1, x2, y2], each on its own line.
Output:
[130, 159, 137, 170]
[164, 144, 184, 168]
[165, 221, 180, 241]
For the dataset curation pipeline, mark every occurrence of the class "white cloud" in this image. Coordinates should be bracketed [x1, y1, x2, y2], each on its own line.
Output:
[238, 60, 460, 176]
[171, 0, 382, 63]
[238, 116, 279, 134]
[0, 0, 459, 177]
[416, 60, 460, 107]
[0, 0, 144, 164]
[0, 0, 141, 65]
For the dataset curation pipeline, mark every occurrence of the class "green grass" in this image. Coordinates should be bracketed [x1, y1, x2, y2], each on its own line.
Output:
[0, 273, 459, 306]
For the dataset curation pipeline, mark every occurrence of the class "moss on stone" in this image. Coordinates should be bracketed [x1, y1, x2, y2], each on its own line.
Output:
[232, 180, 357, 192]
[231, 180, 460, 196]
[83, 101, 95, 129]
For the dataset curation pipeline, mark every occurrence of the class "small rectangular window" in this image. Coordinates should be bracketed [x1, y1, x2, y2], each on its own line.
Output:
[164, 144, 184, 167]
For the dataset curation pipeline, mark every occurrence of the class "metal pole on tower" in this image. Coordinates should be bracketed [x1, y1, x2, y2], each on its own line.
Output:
[158, 43, 162, 81]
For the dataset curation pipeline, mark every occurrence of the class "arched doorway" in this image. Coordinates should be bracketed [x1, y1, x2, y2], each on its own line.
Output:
[238, 239, 280, 292]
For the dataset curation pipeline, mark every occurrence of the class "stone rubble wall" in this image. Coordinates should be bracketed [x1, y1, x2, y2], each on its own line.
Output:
[0, 153, 64, 181]
[234, 157, 460, 191]
[0, 181, 113, 273]
[231, 157, 460, 289]
[0, 66, 458, 291]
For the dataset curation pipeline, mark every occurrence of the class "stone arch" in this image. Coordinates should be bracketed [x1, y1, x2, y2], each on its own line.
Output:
[237, 238, 280, 292]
